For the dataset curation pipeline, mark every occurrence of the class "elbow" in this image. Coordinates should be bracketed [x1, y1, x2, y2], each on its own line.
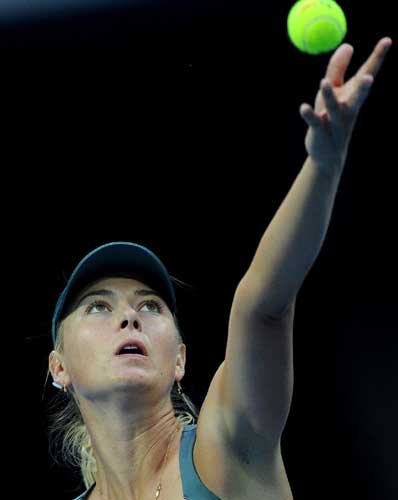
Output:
[263, 298, 297, 322]
[233, 275, 297, 324]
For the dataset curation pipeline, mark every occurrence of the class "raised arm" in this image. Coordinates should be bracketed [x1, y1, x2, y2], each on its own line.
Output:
[209, 38, 393, 463]
[236, 37, 392, 320]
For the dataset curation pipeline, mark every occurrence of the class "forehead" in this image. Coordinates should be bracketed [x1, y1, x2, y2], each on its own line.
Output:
[75, 276, 150, 301]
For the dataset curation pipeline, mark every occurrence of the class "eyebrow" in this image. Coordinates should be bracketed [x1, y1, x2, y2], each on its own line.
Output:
[74, 288, 163, 309]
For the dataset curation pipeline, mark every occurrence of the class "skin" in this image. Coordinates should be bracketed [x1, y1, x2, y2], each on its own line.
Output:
[300, 37, 392, 173]
[49, 277, 186, 500]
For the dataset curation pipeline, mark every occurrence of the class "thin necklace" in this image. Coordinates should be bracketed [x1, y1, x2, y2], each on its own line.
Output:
[96, 420, 182, 500]
[155, 421, 181, 499]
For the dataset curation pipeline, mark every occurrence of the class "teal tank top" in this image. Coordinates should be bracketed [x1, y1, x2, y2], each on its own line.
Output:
[72, 424, 221, 500]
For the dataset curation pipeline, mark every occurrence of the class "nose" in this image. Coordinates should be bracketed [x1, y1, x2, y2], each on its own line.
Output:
[120, 307, 141, 332]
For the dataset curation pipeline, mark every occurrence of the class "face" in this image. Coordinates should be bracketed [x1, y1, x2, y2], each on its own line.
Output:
[50, 277, 185, 401]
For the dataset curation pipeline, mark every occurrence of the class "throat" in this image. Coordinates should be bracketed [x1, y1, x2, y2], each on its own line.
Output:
[90, 422, 183, 500]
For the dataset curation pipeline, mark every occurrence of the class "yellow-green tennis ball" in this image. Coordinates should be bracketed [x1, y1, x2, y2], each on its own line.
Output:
[287, 0, 347, 55]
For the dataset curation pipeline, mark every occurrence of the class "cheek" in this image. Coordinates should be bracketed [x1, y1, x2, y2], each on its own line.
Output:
[63, 325, 108, 382]
[65, 339, 92, 373]
[146, 318, 178, 356]
[66, 314, 109, 349]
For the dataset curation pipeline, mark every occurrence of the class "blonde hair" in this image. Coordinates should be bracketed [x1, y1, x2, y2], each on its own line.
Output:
[46, 294, 199, 490]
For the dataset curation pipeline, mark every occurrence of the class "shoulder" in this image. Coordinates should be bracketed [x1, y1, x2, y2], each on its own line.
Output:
[192, 364, 294, 500]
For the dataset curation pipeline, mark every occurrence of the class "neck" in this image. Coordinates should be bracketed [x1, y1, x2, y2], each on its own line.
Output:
[86, 412, 181, 500]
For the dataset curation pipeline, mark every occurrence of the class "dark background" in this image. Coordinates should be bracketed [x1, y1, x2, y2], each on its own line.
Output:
[7, 0, 397, 498]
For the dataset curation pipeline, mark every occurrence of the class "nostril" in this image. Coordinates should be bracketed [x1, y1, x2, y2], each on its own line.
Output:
[120, 320, 140, 329]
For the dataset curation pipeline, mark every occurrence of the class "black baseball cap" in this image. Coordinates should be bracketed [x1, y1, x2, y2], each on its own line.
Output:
[51, 241, 176, 346]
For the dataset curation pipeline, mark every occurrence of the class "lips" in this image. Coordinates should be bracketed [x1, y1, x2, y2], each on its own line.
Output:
[115, 338, 148, 357]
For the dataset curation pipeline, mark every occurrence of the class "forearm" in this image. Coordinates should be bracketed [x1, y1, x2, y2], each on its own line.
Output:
[243, 156, 343, 320]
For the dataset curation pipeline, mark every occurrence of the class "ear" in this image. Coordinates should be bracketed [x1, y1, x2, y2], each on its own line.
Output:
[175, 343, 186, 382]
[49, 350, 71, 389]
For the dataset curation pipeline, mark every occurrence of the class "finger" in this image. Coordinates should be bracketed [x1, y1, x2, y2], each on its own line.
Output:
[325, 43, 354, 86]
[320, 78, 341, 123]
[347, 73, 374, 112]
[299, 103, 323, 128]
[355, 37, 393, 80]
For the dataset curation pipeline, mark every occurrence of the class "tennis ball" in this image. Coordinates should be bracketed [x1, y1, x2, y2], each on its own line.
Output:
[287, 0, 347, 55]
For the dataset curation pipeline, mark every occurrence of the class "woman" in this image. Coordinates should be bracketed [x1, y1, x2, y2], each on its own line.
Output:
[49, 242, 200, 500]
[49, 37, 392, 500]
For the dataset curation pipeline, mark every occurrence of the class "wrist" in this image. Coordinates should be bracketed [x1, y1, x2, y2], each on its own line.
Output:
[305, 156, 345, 189]
[307, 153, 345, 180]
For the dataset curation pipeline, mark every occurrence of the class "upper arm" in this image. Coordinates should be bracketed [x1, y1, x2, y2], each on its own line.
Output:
[219, 274, 296, 453]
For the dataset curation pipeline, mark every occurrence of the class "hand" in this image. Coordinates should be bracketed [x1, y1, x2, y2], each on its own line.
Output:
[300, 37, 392, 174]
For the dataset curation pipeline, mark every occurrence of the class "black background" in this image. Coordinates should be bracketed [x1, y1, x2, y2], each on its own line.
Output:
[7, 0, 397, 498]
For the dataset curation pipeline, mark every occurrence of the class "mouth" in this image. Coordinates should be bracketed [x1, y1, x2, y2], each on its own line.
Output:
[115, 341, 148, 357]
[117, 353, 147, 359]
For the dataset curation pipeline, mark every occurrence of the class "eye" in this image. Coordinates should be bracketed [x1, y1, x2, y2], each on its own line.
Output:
[86, 301, 112, 314]
[140, 300, 163, 313]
